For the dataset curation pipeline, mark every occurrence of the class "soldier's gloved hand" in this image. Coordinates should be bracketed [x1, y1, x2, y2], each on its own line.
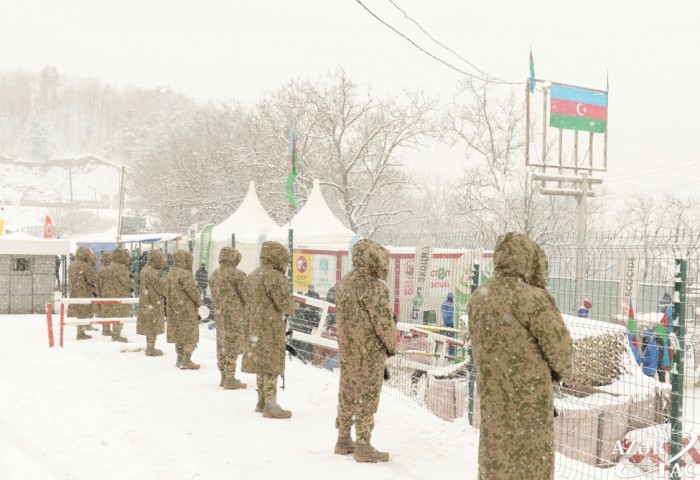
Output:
[386, 349, 396, 358]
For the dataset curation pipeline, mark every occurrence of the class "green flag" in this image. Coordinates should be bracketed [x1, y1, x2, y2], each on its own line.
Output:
[285, 130, 299, 209]
[198, 224, 213, 271]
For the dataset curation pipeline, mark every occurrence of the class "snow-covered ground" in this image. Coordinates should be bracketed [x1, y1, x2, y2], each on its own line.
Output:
[0, 315, 477, 480]
[2, 314, 697, 480]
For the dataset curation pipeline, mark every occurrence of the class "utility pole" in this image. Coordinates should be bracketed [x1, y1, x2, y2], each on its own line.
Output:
[525, 77, 608, 311]
[534, 173, 602, 307]
[117, 166, 126, 245]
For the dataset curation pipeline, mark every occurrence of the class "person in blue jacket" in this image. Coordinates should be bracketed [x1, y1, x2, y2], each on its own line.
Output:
[441, 292, 455, 328]
[577, 298, 592, 318]
[441, 292, 456, 356]
[641, 328, 660, 378]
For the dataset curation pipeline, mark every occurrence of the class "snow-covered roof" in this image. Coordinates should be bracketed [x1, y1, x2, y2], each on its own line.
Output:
[268, 179, 356, 245]
[211, 181, 278, 242]
[0, 232, 71, 256]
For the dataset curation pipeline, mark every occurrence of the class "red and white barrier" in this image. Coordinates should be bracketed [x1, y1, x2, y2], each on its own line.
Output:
[46, 298, 139, 348]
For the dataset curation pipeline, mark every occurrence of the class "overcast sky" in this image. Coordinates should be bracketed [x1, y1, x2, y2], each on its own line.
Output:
[1, 0, 698, 200]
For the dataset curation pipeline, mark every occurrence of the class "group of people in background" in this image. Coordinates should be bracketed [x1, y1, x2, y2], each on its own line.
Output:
[65, 238, 399, 463]
[67, 245, 204, 368]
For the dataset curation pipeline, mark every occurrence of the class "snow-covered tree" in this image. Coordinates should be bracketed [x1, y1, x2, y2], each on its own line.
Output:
[448, 78, 577, 243]
[244, 68, 446, 236]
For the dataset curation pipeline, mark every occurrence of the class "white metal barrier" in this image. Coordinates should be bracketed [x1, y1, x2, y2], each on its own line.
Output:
[46, 297, 139, 347]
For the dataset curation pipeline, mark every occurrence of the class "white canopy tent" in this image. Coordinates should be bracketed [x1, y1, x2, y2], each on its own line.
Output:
[203, 181, 279, 274]
[267, 179, 359, 297]
[268, 178, 357, 248]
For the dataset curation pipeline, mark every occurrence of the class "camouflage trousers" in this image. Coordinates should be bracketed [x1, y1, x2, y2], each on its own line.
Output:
[335, 382, 382, 440]
[112, 322, 123, 336]
[175, 343, 196, 356]
[76, 325, 88, 337]
[217, 351, 239, 377]
[256, 373, 279, 398]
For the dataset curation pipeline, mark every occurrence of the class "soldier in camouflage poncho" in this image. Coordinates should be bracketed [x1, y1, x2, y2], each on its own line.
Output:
[467, 232, 573, 480]
[334, 239, 397, 463]
[68, 246, 97, 340]
[97, 251, 113, 336]
[166, 250, 201, 370]
[101, 247, 134, 343]
[209, 247, 248, 390]
[137, 250, 167, 357]
[241, 241, 296, 419]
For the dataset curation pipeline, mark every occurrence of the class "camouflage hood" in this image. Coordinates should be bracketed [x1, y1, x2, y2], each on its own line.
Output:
[111, 247, 131, 265]
[351, 239, 389, 280]
[219, 247, 241, 268]
[101, 251, 112, 268]
[173, 250, 193, 270]
[147, 250, 166, 270]
[493, 232, 538, 282]
[259, 241, 289, 273]
[76, 246, 92, 263]
[530, 243, 549, 289]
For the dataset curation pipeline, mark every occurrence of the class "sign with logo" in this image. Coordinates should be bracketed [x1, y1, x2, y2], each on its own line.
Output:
[614, 431, 700, 478]
[619, 247, 640, 317]
[312, 255, 336, 293]
[410, 238, 434, 322]
[293, 252, 312, 292]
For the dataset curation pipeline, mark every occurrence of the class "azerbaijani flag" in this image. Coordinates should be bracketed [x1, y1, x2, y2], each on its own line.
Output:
[549, 84, 608, 134]
[655, 303, 674, 370]
[627, 297, 641, 365]
[285, 130, 300, 209]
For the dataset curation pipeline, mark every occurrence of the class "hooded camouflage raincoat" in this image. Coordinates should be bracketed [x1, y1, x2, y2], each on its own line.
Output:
[137, 250, 167, 337]
[101, 247, 135, 318]
[335, 239, 397, 437]
[165, 250, 201, 345]
[467, 232, 573, 480]
[241, 241, 296, 377]
[96, 251, 112, 318]
[209, 247, 247, 358]
[67, 246, 97, 319]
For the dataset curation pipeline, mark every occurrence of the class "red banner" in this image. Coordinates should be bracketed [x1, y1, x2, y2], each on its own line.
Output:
[43, 215, 53, 238]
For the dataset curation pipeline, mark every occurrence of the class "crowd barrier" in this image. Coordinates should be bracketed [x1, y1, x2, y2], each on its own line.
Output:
[45, 297, 139, 347]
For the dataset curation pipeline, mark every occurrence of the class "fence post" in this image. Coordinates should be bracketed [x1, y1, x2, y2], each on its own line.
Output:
[467, 263, 480, 426]
[46, 303, 54, 348]
[59, 301, 65, 348]
[669, 258, 687, 479]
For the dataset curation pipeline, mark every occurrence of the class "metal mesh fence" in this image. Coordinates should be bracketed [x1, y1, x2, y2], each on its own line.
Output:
[226, 230, 700, 479]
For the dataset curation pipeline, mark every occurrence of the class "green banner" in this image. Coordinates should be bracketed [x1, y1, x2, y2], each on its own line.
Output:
[198, 224, 214, 272]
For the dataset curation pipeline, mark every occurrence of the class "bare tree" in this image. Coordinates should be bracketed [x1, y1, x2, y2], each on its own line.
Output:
[449, 77, 576, 242]
[280, 69, 446, 235]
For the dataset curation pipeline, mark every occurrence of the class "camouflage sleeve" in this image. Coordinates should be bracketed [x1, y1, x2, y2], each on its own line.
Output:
[232, 271, 247, 305]
[361, 281, 397, 355]
[182, 274, 201, 306]
[524, 289, 574, 379]
[85, 269, 98, 292]
[263, 271, 295, 316]
[152, 271, 167, 299]
[118, 267, 135, 292]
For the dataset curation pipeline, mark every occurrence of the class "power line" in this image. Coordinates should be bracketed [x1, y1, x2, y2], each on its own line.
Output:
[384, 0, 518, 86]
[355, 0, 522, 85]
